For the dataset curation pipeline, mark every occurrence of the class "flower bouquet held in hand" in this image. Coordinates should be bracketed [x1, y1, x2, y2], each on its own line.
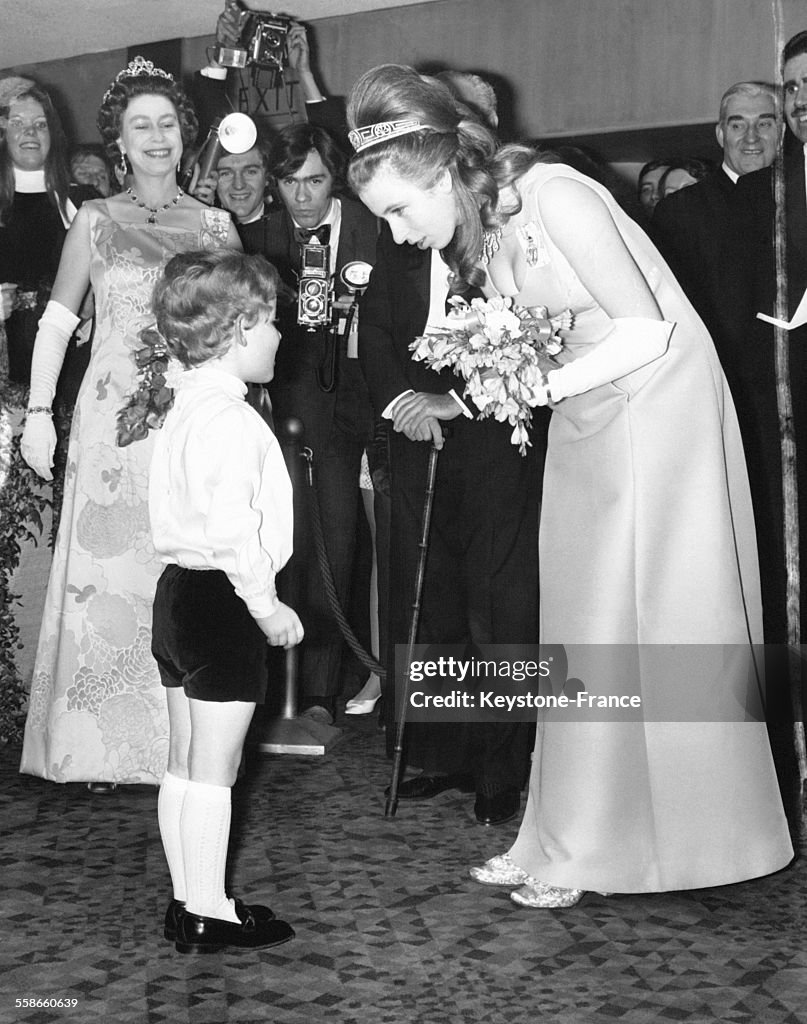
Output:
[116, 325, 183, 447]
[410, 295, 572, 454]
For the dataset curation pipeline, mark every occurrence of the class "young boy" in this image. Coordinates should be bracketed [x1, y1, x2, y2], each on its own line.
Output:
[149, 250, 302, 954]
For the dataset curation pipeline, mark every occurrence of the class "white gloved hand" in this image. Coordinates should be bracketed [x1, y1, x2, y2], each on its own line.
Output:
[546, 317, 674, 402]
[20, 413, 57, 481]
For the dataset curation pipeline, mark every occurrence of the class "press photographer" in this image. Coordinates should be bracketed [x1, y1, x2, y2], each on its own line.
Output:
[249, 121, 379, 727]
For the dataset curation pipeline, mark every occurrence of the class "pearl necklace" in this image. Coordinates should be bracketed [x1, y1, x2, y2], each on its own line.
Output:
[480, 226, 503, 266]
[126, 186, 184, 224]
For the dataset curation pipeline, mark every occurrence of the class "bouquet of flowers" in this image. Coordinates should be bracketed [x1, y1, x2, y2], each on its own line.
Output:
[410, 295, 573, 454]
[116, 326, 183, 447]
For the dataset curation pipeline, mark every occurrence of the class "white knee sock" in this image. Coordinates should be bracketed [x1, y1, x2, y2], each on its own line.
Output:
[158, 771, 188, 902]
[180, 779, 239, 922]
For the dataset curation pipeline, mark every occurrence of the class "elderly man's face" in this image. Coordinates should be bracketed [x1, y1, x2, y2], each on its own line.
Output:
[717, 93, 778, 175]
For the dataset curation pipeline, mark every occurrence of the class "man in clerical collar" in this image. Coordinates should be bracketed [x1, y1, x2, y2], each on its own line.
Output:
[214, 143, 272, 230]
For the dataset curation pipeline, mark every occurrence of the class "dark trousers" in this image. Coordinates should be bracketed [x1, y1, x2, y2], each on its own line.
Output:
[386, 413, 546, 791]
[272, 358, 372, 704]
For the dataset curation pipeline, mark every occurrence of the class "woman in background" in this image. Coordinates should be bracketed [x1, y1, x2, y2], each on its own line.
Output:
[0, 77, 95, 400]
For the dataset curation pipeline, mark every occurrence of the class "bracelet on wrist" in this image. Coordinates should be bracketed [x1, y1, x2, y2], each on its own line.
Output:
[26, 406, 52, 417]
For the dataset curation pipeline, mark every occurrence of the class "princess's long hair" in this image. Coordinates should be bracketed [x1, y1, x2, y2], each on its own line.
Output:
[347, 64, 547, 288]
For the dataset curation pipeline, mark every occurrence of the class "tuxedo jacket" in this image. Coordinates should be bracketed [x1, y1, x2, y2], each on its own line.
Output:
[728, 140, 807, 643]
[359, 224, 475, 416]
[242, 195, 377, 453]
[651, 169, 748, 352]
[735, 140, 807, 319]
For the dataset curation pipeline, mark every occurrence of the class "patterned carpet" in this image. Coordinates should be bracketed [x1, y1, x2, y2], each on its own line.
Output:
[1, 710, 805, 1024]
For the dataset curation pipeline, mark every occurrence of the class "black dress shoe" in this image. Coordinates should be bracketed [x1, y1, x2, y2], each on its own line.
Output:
[163, 897, 275, 942]
[175, 901, 294, 954]
[474, 787, 521, 826]
[385, 772, 475, 800]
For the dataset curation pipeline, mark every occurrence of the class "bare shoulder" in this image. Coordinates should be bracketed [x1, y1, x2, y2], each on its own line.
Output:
[531, 172, 613, 238]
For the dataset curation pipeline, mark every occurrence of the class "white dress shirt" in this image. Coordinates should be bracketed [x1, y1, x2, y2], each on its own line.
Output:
[149, 364, 293, 619]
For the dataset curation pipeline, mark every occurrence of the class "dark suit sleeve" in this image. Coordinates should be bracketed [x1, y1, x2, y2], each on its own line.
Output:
[649, 194, 693, 292]
[358, 228, 418, 414]
[191, 70, 230, 138]
[305, 97, 348, 137]
[358, 226, 476, 417]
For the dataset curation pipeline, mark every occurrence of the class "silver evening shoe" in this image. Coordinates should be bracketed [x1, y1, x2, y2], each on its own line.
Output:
[510, 880, 586, 908]
[469, 853, 531, 887]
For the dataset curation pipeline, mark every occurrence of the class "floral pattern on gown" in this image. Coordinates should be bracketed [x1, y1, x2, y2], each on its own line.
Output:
[498, 164, 793, 892]
[20, 200, 232, 784]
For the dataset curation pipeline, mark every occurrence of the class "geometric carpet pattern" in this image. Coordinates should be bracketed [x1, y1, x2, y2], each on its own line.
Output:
[1, 711, 805, 1024]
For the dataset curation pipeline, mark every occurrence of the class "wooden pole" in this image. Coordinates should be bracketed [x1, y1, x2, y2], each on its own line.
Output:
[771, 0, 807, 832]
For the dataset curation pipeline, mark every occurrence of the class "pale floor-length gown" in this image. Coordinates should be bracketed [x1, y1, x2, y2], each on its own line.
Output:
[20, 199, 233, 784]
[499, 164, 792, 892]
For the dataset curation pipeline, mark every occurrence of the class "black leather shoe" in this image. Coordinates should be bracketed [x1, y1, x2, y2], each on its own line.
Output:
[385, 772, 475, 800]
[163, 897, 275, 942]
[175, 901, 294, 954]
[475, 787, 521, 826]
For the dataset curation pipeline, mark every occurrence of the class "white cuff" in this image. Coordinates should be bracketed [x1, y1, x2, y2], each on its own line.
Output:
[448, 389, 473, 418]
[382, 389, 414, 419]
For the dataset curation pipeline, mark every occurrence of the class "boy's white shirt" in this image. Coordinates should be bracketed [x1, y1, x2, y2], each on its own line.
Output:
[149, 364, 293, 619]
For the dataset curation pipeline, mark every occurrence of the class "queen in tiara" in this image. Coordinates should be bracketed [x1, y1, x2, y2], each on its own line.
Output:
[18, 57, 241, 790]
[346, 64, 792, 908]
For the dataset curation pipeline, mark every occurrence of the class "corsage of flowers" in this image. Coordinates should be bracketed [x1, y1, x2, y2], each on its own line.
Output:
[410, 295, 573, 454]
[116, 325, 184, 447]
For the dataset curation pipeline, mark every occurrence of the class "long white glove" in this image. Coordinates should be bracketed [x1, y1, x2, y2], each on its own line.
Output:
[20, 300, 80, 481]
[546, 317, 674, 402]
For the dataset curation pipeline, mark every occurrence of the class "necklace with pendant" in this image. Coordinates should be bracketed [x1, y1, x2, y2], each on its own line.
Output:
[480, 226, 503, 265]
[126, 186, 184, 224]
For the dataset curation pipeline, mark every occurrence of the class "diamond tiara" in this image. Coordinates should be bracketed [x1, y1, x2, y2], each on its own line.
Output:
[348, 119, 428, 153]
[103, 56, 174, 103]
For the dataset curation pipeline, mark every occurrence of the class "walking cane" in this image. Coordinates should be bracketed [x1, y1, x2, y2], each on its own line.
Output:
[385, 440, 441, 818]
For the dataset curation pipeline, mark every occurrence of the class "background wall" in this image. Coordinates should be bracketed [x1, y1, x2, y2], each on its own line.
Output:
[3, 0, 806, 163]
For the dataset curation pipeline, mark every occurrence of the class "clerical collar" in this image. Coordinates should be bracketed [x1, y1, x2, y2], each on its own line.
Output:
[240, 202, 269, 225]
[14, 167, 47, 193]
[721, 163, 739, 184]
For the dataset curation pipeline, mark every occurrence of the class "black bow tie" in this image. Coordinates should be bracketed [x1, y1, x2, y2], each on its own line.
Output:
[294, 224, 331, 245]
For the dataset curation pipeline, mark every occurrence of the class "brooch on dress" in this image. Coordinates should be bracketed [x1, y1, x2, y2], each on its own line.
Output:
[517, 223, 549, 268]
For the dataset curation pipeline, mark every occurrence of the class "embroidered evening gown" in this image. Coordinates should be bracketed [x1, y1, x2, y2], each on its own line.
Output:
[500, 164, 792, 891]
[20, 200, 233, 784]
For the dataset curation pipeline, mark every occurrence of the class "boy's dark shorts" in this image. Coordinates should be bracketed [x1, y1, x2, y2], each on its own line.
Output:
[152, 565, 269, 703]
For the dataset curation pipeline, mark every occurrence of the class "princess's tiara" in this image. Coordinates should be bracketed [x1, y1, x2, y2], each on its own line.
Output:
[103, 56, 174, 102]
[348, 119, 428, 153]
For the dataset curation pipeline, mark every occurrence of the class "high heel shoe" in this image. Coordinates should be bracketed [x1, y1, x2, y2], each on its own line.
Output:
[510, 881, 587, 908]
[469, 853, 531, 886]
[345, 694, 381, 715]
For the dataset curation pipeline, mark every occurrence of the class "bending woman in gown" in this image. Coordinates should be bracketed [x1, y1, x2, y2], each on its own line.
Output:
[19, 58, 241, 787]
[346, 64, 793, 906]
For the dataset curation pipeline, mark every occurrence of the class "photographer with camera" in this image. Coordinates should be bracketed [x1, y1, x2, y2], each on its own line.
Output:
[191, 7, 346, 239]
[243, 122, 378, 727]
